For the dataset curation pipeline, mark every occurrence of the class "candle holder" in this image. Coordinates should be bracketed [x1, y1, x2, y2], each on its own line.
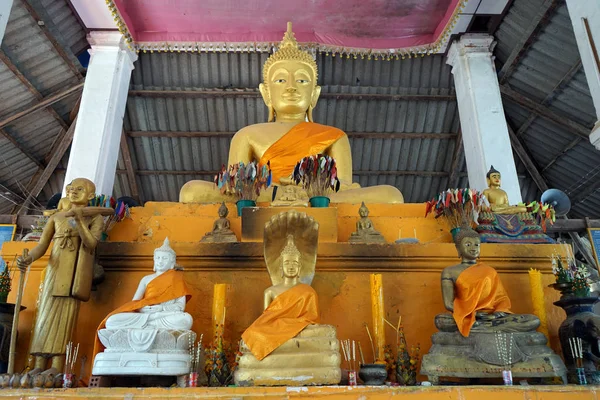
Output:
[348, 370, 358, 386]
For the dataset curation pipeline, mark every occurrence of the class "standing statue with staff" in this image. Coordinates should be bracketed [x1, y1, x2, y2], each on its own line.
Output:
[15, 178, 111, 377]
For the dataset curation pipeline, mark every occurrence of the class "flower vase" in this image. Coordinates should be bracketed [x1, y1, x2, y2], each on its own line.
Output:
[553, 294, 600, 384]
[236, 200, 256, 216]
[309, 196, 330, 208]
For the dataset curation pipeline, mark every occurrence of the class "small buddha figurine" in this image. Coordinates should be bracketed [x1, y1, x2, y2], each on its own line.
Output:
[201, 202, 237, 242]
[235, 210, 341, 386]
[482, 166, 527, 215]
[349, 202, 386, 243]
[420, 226, 566, 383]
[92, 238, 195, 380]
[179, 22, 403, 204]
[271, 182, 309, 207]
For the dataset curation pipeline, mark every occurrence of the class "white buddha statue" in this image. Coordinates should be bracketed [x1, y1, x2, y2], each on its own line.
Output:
[92, 238, 194, 381]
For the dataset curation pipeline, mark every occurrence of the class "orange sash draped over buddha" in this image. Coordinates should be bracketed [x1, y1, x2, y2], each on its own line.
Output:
[259, 122, 345, 183]
[453, 263, 512, 337]
[93, 269, 192, 357]
[242, 283, 319, 361]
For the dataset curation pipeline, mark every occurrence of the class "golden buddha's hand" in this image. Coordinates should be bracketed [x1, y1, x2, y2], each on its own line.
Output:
[279, 177, 296, 186]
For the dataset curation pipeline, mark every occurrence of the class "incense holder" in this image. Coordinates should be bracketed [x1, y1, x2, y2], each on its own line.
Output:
[358, 364, 387, 385]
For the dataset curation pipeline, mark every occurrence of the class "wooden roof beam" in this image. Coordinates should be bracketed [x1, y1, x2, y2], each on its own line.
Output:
[448, 128, 463, 188]
[500, 85, 591, 139]
[498, 0, 559, 84]
[120, 130, 141, 203]
[0, 83, 83, 130]
[506, 122, 549, 192]
[128, 89, 456, 102]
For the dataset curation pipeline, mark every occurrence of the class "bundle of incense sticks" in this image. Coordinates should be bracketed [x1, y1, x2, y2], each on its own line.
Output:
[569, 337, 584, 368]
[64, 341, 80, 376]
[340, 339, 358, 371]
[188, 333, 204, 373]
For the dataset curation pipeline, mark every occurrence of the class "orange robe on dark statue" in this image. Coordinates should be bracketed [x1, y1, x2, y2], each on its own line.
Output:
[242, 283, 320, 361]
[259, 122, 344, 183]
[93, 269, 191, 358]
[453, 263, 512, 337]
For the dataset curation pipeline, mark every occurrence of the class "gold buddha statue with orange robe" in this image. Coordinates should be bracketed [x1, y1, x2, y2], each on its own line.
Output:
[179, 22, 403, 204]
[234, 210, 341, 386]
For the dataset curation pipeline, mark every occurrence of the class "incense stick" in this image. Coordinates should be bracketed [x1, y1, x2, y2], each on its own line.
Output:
[358, 342, 365, 365]
[364, 323, 376, 364]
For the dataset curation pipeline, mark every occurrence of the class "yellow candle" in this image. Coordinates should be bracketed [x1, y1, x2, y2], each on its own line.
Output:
[528, 269, 549, 339]
[370, 274, 385, 362]
[212, 284, 227, 340]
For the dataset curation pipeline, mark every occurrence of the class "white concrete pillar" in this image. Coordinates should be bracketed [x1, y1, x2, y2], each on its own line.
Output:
[565, 1, 600, 150]
[64, 31, 137, 195]
[447, 34, 522, 203]
[0, 0, 13, 45]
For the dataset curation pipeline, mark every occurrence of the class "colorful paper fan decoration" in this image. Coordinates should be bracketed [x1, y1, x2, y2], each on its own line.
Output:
[214, 161, 272, 201]
[89, 195, 132, 232]
[425, 188, 487, 229]
[291, 154, 341, 198]
[520, 200, 555, 232]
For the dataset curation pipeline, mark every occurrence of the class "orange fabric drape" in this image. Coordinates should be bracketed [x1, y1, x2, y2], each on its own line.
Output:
[242, 283, 319, 361]
[259, 122, 345, 183]
[93, 269, 192, 357]
[453, 263, 512, 337]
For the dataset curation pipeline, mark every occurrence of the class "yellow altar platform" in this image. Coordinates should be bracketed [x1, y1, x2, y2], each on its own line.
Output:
[2, 203, 570, 383]
[0, 385, 596, 399]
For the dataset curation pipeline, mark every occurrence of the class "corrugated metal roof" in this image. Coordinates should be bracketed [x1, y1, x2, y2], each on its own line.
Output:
[0, 0, 83, 213]
[495, 0, 600, 218]
[27, 0, 600, 220]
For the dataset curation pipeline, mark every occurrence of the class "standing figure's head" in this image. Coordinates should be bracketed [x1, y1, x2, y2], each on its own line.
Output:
[453, 227, 481, 262]
[260, 22, 321, 122]
[281, 234, 302, 279]
[358, 202, 370, 218]
[486, 166, 501, 189]
[67, 178, 96, 206]
[218, 202, 229, 218]
[154, 237, 177, 272]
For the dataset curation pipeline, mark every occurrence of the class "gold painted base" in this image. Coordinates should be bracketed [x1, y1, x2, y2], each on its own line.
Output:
[234, 325, 341, 386]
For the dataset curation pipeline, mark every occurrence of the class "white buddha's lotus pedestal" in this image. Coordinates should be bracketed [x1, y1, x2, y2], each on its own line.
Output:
[92, 329, 195, 377]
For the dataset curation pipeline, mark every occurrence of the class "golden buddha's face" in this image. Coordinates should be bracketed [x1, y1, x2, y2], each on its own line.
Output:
[457, 237, 481, 261]
[282, 253, 301, 278]
[359, 206, 369, 217]
[488, 173, 501, 188]
[154, 251, 175, 272]
[67, 178, 95, 205]
[261, 60, 320, 118]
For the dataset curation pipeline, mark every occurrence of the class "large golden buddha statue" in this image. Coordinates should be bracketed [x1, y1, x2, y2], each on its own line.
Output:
[179, 23, 403, 204]
[234, 210, 341, 386]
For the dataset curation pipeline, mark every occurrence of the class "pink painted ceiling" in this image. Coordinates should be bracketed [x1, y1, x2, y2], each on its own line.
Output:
[114, 0, 460, 50]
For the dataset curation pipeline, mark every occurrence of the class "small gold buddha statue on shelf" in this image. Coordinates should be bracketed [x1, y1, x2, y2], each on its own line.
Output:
[234, 210, 341, 386]
[420, 226, 566, 384]
[349, 202, 386, 243]
[482, 166, 527, 215]
[201, 202, 238, 242]
[179, 22, 403, 204]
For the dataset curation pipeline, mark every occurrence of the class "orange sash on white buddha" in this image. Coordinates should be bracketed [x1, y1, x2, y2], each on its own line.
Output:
[259, 122, 344, 183]
[242, 283, 319, 360]
[453, 263, 512, 337]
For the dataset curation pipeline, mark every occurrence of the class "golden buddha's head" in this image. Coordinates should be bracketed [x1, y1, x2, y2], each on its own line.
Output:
[486, 165, 501, 188]
[260, 22, 320, 122]
[67, 178, 95, 206]
[154, 237, 176, 272]
[281, 234, 302, 278]
[218, 202, 229, 218]
[453, 227, 481, 262]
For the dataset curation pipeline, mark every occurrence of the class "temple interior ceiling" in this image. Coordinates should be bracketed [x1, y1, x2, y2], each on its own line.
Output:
[0, 0, 597, 218]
